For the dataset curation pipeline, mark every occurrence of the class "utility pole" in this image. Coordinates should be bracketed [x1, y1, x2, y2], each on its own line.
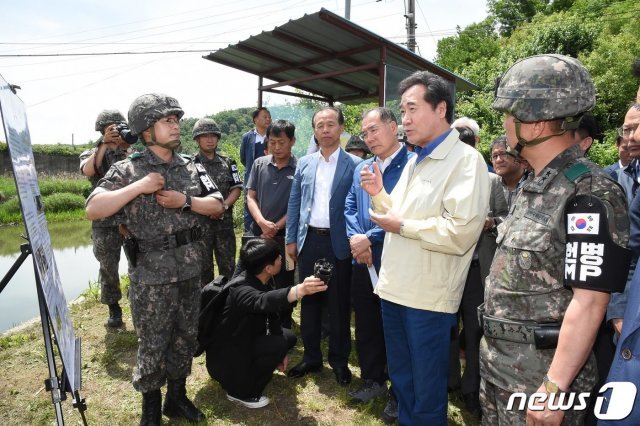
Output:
[345, 0, 351, 20]
[405, 0, 417, 53]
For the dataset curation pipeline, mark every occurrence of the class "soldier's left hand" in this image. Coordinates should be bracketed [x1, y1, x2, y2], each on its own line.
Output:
[103, 124, 124, 147]
[526, 385, 565, 426]
[369, 203, 403, 234]
[156, 190, 184, 209]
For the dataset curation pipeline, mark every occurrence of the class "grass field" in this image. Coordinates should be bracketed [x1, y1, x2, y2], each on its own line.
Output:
[0, 280, 480, 425]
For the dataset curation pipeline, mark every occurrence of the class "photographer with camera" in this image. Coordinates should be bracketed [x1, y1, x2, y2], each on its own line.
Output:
[79, 109, 133, 328]
[205, 238, 327, 409]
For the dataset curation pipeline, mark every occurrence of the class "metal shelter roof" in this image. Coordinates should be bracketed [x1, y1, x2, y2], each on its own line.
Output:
[203, 8, 478, 106]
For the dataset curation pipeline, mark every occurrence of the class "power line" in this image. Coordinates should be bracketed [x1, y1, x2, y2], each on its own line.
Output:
[0, 49, 216, 58]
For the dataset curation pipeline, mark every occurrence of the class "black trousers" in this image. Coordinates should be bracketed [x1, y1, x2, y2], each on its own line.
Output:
[351, 264, 387, 383]
[206, 328, 296, 399]
[298, 231, 352, 369]
[449, 260, 483, 395]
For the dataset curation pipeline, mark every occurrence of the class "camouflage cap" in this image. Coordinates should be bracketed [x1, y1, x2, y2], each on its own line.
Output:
[345, 135, 370, 154]
[94, 109, 125, 132]
[493, 54, 595, 123]
[127, 93, 184, 135]
[192, 118, 221, 140]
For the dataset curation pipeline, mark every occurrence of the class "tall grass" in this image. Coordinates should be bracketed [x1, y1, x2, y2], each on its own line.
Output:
[0, 174, 90, 226]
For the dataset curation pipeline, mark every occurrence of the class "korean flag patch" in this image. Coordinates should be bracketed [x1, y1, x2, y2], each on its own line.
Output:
[568, 213, 599, 235]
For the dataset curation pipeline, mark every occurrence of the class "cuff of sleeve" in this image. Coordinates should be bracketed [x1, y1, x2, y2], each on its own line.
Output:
[399, 219, 420, 239]
[371, 190, 391, 213]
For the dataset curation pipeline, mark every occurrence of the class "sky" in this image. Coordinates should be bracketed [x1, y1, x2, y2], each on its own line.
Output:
[0, 0, 487, 145]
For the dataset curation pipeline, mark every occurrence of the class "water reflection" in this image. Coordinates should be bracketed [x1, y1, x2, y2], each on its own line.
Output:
[0, 220, 127, 333]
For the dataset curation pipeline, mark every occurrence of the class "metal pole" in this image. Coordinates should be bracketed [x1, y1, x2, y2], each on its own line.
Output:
[345, 0, 351, 20]
[406, 0, 417, 53]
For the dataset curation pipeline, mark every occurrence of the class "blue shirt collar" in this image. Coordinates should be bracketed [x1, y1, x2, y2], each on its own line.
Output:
[414, 129, 452, 164]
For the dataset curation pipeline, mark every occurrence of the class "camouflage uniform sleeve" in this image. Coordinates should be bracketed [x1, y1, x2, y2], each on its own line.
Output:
[78, 147, 97, 172]
[577, 175, 630, 247]
[85, 161, 129, 203]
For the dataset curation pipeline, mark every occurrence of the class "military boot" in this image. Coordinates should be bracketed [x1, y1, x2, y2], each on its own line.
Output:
[106, 303, 123, 327]
[162, 378, 205, 423]
[140, 389, 161, 426]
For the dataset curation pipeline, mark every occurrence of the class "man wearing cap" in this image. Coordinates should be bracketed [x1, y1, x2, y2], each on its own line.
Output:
[80, 109, 130, 327]
[193, 117, 242, 282]
[86, 94, 224, 425]
[480, 55, 631, 425]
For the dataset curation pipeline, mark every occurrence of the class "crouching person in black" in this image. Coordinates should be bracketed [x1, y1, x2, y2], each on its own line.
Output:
[206, 238, 327, 408]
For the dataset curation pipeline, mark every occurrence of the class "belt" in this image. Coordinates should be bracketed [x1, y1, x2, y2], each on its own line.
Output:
[137, 226, 203, 253]
[478, 304, 560, 348]
[308, 226, 330, 236]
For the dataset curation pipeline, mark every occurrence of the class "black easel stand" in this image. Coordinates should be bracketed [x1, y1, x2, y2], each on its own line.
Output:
[0, 242, 88, 426]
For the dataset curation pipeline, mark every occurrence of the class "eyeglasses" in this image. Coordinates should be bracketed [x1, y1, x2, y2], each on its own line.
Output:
[491, 152, 511, 161]
[360, 126, 380, 140]
[617, 124, 639, 138]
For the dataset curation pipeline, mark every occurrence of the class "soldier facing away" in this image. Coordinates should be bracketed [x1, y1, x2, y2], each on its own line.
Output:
[79, 109, 129, 327]
[86, 93, 224, 425]
[192, 117, 242, 282]
[479, 54, 631, 425]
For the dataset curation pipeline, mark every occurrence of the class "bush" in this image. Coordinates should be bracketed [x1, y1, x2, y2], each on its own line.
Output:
[42, 193, 86, 213]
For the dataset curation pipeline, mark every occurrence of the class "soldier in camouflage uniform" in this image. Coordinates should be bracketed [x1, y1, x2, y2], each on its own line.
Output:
[479, 55, 631, 425]
[86, 94, 224, 425]
[192, 117, 242, 283]
[79, 109, 129, 327]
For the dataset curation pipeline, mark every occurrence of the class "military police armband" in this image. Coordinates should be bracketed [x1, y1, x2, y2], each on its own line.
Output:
[564, 194, 631, 293]
[193, 158, 219, 196]
[230, 162, 242, 186]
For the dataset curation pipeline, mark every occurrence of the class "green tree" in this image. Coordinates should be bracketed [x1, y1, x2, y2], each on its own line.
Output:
[488, 0, 548, 36]
[435, 17, 500, 73]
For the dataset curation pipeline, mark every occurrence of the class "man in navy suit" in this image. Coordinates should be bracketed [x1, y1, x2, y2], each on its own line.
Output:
[285, 107, 362, 385]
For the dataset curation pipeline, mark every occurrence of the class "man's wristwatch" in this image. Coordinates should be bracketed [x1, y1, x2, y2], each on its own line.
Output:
[181, 195, 192, 212]
[543, 375, 564, 393]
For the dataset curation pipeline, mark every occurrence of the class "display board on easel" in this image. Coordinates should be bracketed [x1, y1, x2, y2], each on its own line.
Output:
[0, 74, 80, 393]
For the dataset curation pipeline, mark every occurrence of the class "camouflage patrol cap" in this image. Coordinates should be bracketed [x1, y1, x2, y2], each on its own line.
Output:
[94, 109, 125, 132]
[345, 135, 370, 155]
[493, 54, 595, 123]
[192, 118, 222, 139]
[127, 93, 184, 135]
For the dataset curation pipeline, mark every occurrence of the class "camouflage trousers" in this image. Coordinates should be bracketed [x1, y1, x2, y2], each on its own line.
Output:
[129, 276, 200, 393]
[92, 226, 123, 305]
[480, 379, 587, 425]
[200, 226, 236, 285]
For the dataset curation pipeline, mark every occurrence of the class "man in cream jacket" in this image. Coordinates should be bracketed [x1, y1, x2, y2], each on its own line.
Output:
[361, 71, 490, 425]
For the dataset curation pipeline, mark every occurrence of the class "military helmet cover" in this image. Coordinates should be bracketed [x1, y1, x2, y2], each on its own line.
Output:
[192, 118, 222, 139]
[345, 135, 370, 154]
[127, 93, 184, 135]
[95, 109, 125, 132]
[493, 54, 595, 123]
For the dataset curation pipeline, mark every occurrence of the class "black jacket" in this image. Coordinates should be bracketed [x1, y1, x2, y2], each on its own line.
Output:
[208, 272, 292, 354]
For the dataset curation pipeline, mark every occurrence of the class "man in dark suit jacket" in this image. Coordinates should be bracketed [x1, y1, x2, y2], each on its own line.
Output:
[286, 106, 362, 385]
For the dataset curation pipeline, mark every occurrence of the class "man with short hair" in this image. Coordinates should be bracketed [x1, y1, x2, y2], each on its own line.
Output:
[490, 135, 529, 210]
[574, 112, 600, 155]
[193, 117, 242, 282]
[240, 107, 271, 231]
[246, 119, 297, 328]
[611, 104, 640, 203]
[360, 71, 490, 424]
[604, 135, 631, 176]
[480, 55, 630, 425]
[344, 107, 414, 420]
[286, 107, 361, 385]
[80, 109, 129, 327]
[86, 93, 224, 425]
[451, 116, 480, 145]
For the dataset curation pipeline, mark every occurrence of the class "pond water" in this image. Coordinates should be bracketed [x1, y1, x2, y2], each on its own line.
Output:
[0, 220, 128, 333]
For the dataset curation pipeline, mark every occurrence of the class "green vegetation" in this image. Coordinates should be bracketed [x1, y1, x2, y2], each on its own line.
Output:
[435, 0, 640, 165]
[0, 175, 89, 225]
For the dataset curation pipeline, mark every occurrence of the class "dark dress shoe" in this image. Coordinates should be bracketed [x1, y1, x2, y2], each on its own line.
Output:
[287, 361, 322, 378]
[333, 366, 352, 386]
